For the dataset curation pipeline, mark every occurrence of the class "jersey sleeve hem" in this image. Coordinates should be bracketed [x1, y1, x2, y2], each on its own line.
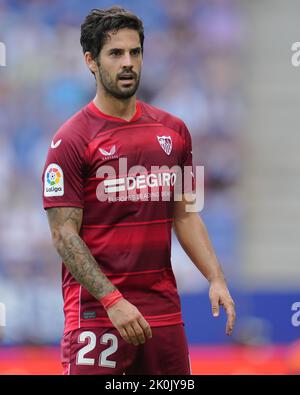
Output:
[43, 201, 84, 210]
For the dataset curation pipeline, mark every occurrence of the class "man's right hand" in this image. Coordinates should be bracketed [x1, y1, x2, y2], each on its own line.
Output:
[106, 299, 152, 346]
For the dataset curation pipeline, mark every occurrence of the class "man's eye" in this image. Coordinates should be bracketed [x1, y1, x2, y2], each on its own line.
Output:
[131, 49, 141, 56]
[110, 50, 122, 56]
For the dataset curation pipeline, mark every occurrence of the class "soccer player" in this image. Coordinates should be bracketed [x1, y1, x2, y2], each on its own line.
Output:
[42, 7, 236, 375]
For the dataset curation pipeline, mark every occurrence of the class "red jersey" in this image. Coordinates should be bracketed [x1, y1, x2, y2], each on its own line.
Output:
[42, 100, 194, 333]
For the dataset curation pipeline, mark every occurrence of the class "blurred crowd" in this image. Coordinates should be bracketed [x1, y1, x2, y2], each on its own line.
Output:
[0, 0, 243, 343]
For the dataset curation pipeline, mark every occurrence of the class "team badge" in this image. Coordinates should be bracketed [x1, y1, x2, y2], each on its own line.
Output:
[157, 136, 172, 155]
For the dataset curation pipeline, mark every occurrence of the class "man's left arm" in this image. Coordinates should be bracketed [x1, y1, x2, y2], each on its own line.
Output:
[173, 194, 236, 335]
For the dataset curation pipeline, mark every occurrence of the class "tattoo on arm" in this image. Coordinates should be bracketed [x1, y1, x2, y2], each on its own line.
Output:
[47, 207, 116, 300]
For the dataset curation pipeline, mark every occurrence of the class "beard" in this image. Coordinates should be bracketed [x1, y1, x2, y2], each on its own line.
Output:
[98, 63, 141, 100]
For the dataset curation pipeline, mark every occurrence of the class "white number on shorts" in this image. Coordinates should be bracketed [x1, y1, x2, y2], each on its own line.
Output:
[76, 331, 118, 368]
[76, 331, 97, 365]
[99, 333, 118, 368]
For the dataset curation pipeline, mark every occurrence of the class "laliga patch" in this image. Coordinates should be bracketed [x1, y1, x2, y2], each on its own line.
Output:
[44, 163, 64, 197]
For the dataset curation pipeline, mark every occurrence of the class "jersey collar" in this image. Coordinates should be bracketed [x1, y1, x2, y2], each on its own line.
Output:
[88, 100, 142, 123]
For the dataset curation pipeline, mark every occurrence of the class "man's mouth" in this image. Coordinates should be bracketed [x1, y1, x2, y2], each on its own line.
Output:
[118, 74, 135, 81]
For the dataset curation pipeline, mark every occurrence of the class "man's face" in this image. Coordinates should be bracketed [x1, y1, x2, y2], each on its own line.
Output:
[96, 28, 142, 99]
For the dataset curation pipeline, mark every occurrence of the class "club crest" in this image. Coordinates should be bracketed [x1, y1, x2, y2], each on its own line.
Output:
[157, 136, 172, 155]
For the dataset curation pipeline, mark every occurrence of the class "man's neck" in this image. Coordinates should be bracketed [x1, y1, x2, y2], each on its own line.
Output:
[93, 92, 137, 121]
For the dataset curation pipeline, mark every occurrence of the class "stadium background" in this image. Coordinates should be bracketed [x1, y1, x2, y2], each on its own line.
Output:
[0, 0, 300, 374]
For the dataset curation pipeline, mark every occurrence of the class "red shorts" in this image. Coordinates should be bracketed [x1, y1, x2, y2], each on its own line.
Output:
[61, 324, 191, 375]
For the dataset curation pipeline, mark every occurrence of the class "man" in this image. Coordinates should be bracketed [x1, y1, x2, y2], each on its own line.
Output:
[42, 7, 235, 375]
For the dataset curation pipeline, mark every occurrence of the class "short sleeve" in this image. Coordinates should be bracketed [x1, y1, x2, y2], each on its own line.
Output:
[42, 128, 85, 209]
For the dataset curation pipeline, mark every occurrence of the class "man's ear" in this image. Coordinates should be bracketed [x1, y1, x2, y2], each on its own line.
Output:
[84, 52, 98, 74]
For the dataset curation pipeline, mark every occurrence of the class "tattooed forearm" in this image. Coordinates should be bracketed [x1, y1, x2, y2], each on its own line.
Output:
[57, 233, 115, 299]
[47, 207, 116, 300]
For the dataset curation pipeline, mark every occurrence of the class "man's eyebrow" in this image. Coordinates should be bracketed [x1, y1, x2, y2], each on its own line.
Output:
[108, 48, 123, 53]
[107, 46, 141, 52]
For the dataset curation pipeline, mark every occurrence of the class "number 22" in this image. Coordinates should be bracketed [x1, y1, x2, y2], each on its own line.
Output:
[76, 331, 118, 368]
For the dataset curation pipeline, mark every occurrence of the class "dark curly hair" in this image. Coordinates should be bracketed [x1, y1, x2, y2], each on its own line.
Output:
[80, 6, 144, 60]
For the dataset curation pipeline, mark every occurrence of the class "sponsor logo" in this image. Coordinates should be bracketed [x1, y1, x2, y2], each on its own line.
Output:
[51, 139, 62, 149]
[44, 164, 64, 196]
[103, 172, 177, 194]
[99, 145, 117, 157]
[157, 136, 172, 155]
[95, 158, 204, 212]
[83, 311, 97, 319]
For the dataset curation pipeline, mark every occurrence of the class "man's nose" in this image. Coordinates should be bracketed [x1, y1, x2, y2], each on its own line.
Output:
[121, 52, 133, 68]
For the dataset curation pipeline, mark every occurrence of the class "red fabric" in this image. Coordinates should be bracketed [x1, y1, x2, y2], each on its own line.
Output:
[42, 100, 194, 331]
[61, 324, 191, 375]
[88, 100, 142, 123]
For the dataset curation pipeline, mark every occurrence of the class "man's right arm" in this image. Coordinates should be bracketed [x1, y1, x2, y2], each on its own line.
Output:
[46, 206, 152, 345]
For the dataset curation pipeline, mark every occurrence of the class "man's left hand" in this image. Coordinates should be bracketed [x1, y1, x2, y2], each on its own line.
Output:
[209, 278, 236, 335]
